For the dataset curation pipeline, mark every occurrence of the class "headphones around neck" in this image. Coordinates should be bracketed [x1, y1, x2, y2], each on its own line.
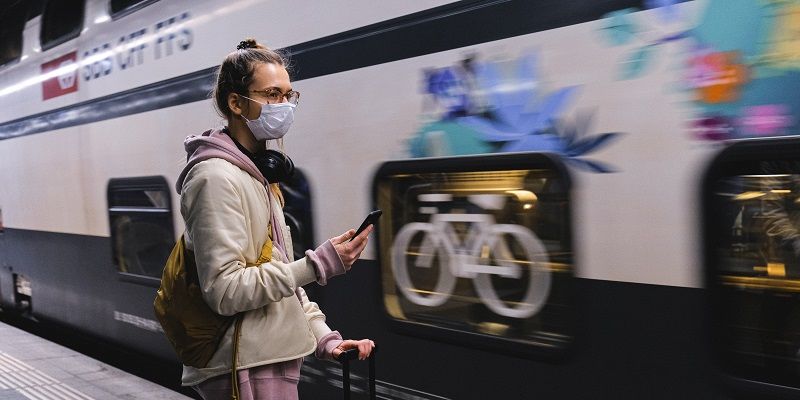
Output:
[223, 127, 295, 183]
[253, 149, 295, 184]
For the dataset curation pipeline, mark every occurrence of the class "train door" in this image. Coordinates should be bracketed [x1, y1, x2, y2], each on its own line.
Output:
[704, 137, 800, 399]
[106, 176, 176, 349]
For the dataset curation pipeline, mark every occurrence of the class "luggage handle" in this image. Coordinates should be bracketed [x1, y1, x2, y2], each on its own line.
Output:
[336, 346, 377, 400]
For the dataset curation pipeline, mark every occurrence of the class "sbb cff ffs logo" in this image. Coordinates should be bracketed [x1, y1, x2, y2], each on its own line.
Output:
[41, 51, 78, 100]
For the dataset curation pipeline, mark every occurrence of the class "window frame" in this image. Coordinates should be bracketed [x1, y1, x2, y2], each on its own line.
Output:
[107, 176, 174, 287]
[39, 0, 86, 51]
[702, 136, 800, 397]
[372, 152, 574, 360]
[109, 0, 159, 20]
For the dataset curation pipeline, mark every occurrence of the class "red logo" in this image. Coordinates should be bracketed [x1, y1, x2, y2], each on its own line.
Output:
[41, 51, 79, 100]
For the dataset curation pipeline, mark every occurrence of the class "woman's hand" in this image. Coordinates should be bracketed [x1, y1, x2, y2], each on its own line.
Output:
[333, 339, 376, 361]
[331, 225, 372, 269]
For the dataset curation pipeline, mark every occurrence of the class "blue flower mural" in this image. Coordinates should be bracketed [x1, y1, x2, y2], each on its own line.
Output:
[409, 53, 622, 172]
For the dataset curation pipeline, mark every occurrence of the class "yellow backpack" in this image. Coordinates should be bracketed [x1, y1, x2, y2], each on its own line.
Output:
[153, 227, 273, 369]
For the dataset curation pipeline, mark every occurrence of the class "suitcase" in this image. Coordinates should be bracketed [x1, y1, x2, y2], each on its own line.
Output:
[336, 347, 376, 400]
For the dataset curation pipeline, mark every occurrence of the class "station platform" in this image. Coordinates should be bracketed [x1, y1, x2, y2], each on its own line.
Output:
[0, 322, 190, 400]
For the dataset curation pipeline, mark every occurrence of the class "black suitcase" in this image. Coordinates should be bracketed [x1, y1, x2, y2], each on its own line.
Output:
[336, 347, 376, 400]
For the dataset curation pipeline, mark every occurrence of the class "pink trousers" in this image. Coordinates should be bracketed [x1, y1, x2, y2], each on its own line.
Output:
[192, 358, 302, 400]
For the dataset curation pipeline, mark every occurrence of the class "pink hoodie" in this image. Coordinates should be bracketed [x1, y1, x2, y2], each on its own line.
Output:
[177, 128, 266, 193]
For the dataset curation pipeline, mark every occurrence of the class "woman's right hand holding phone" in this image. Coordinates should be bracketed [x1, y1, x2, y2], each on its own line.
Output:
[331, 226, 372, 270]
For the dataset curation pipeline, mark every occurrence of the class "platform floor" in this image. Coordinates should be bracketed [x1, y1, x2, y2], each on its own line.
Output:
[0, 322, 190, 400]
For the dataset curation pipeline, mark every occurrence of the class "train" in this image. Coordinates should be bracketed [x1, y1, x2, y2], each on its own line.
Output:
[2, 0, 800, 398]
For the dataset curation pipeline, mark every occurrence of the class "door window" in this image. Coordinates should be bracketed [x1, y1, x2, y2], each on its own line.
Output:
[108, 176, 174, 284]
[374, 153, 574, 357]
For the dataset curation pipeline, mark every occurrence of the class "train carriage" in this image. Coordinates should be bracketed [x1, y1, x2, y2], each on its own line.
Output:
[2, 0, 800, 398]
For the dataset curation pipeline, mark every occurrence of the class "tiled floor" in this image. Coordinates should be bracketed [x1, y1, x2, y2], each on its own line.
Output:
[0, 322, 189, 400]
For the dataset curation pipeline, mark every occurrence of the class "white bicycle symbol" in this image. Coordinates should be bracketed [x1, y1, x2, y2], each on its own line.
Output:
[390, 194, 551, 319]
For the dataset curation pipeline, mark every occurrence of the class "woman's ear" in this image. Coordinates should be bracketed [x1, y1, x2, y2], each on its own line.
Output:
[228, 92, 244, 117]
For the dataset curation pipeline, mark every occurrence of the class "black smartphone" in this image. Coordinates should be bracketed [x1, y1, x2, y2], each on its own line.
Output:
[350, 209, 382, 241]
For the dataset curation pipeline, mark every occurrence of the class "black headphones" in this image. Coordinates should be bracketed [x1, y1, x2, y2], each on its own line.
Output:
[253, 149, 295, 183]
[224, 128, 295, 183]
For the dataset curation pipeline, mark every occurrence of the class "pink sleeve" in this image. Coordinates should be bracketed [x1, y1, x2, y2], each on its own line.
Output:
[315, 330, 344, 360]
[305, 240, 346, 285]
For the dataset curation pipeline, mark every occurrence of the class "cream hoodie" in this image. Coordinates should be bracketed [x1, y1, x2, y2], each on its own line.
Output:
[176, 129, 345, 386]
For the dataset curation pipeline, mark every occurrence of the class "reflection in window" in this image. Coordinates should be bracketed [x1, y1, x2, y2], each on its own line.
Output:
[108, 177, 174, 280]
[709, 159, 800, 388]
[376, 157, 573, 352]
[0, 0, 28, 66]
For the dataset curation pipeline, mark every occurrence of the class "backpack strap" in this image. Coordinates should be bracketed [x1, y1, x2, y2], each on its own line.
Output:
[230, 315, 244, 400]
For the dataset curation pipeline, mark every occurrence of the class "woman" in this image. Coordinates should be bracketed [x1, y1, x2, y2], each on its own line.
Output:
[176, 38, 375, 399]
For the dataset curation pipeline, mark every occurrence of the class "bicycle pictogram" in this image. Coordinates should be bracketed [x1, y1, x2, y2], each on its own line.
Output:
[390, 194, 551, 319]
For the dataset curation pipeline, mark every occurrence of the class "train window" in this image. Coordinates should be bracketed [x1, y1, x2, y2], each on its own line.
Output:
[107, 176, 174, 284]
[0, 0, 28, 66]
[704, 138, 800, 390]
[40, 0, 84, 51]
[109, 0, 158, 19]
[374, 154, 573, 357]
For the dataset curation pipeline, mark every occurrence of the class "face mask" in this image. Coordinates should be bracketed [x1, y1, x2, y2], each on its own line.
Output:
[240, 95, 296, 140]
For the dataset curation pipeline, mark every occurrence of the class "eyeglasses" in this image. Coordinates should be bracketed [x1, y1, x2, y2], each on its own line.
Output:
[248, 88, 300, 105]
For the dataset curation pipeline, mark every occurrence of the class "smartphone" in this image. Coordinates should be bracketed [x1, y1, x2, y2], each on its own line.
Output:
[350, 209, 382, 241]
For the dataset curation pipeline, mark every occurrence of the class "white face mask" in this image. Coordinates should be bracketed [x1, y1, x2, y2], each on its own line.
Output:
[240, 95, 296, 140]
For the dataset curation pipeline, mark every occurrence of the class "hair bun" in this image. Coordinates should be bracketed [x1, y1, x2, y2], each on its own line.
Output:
[236, 39, 258, 51]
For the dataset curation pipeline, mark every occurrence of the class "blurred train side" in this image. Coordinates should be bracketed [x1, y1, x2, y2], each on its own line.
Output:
[1, 0, 797, 399]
